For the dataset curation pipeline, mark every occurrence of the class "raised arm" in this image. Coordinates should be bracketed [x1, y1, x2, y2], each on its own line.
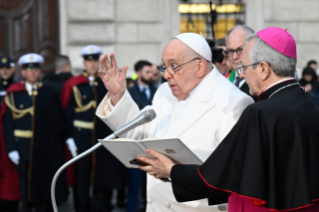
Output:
[98, 53, 128, 106]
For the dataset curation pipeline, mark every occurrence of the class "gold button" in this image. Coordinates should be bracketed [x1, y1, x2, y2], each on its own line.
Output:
[83, 95, 86, 99]
[20, 104, 24, 109]
[78, 128, 81, 131]
[94, 82, 98, 86]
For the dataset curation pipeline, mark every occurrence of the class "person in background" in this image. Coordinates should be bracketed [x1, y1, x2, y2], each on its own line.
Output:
[60, 45, 127, 212]
[126, 77, 135, 89]
[299, 67, 319, 97]
[126, 60, 157, 212]
[0, 57, 18, 212]
[0, 53, 68, 212]
[0, 57, 16, 106]
[213, 38, 231, 76]
[224, 25, 257, 101]
[43, 55, 73, 95]
[307, 60, 318, 73]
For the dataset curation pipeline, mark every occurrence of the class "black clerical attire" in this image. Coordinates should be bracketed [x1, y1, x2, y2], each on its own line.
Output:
[170, 79, 319, 211]
[62, 72, 127, 212]
[2, 82, 68, 212]
[43, 72, 73, 95]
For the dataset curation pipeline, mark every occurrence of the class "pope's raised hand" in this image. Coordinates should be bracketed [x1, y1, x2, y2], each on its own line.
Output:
[98, 53, 128, 106]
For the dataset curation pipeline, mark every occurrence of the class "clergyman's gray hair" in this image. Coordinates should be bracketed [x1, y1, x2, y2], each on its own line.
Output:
[55, 55, 70, 72]
[245, 33, 296, 77]
[225, 25, 254, 41]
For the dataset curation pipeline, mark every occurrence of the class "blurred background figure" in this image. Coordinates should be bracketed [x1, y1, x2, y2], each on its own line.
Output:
[60, 45, 127, 212]
[126, 77, 135, 89]
[224, 25, 257, 101]
[211, 38, 231, 76]
[307, 60, 318, 73]
[0, 55, 18, 212]
[127, 60, 157, 212]
[299, 67, 319, 97]
[1, 53, 68, 212]
[0, 56, 15, 105]
[43, 55, 73, 95]
[151, 64, 166, 89]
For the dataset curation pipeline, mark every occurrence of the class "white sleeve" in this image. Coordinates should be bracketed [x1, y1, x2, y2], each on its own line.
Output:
[96, 90, 152, 140]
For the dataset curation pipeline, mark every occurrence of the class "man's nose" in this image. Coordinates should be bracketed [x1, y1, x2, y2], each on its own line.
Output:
[221, 59, 226, 65]
[232, 52, 240, 59]
[163, 70, 172, 80]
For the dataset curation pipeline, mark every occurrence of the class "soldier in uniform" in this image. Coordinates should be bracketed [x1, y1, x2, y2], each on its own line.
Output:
[0, 53, 68, 212]
[0, 57, 18, 212]
[0, 57, 16, 105]
[60, 45, 127, 212]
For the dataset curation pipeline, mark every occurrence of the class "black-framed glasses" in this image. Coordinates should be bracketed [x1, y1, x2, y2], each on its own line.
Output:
[157, 58, 201, 75]
[236, 62, 260, 74]
[224, 48, 243, 57]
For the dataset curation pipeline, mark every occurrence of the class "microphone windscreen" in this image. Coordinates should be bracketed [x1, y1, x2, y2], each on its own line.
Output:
[142, 109, 156, 123]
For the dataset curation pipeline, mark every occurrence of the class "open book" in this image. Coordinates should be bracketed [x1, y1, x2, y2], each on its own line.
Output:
[98, 138, 203, 168]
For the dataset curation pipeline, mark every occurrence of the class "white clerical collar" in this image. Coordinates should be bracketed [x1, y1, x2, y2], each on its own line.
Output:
[263, 78, 294, 92]
[25, 82, 38, 93]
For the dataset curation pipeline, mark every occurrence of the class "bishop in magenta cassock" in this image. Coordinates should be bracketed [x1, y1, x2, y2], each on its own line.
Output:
[137, 27, 319, 212]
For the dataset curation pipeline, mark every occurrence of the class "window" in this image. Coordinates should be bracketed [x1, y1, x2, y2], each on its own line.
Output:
[179, 3, 245, 40]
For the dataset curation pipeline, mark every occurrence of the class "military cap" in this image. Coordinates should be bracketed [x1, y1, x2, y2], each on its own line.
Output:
[81, 45, 102, 61]
[0, 56, 15, 68]
[18, 53, 44, 70]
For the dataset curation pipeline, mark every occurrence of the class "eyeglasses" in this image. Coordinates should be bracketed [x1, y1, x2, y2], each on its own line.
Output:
[236, 62, 260, 74]
[224, 48, 243, 57]
[157, 58, 201, 75]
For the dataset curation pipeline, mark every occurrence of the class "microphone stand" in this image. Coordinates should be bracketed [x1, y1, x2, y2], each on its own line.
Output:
[51, 134, 114, 212]
[51, 109, 156, 212]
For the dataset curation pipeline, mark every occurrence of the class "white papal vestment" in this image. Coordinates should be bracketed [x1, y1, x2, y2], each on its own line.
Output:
[96, 68, 253, 212]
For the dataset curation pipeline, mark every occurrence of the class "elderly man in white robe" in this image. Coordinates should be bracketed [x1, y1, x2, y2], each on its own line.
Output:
[96, 33, 253, 212]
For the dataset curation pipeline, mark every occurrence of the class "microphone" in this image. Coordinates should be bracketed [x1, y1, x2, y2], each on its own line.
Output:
[110, 108, 156, 139]
[51, 109, 156, 212]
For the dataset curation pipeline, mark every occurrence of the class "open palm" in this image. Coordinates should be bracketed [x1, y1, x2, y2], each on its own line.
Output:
[98, 53, 128, 105]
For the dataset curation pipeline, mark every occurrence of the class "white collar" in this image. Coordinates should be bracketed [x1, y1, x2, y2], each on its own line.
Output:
[25, 82, 38, 93]
[264, 78, 295, 92]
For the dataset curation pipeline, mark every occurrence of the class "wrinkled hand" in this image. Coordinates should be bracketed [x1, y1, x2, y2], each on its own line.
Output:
[98, 53, 128, 106]
[8, 151, 20, 165]
[66, 138, 77, 157]
[137, 149, 176, 179]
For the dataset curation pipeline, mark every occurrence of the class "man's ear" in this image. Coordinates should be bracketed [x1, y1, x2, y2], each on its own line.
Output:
[196, 60, 207, 78]
[259, 61, 271, 81]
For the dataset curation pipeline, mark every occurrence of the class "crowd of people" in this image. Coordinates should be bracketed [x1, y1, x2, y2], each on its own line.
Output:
[0, 24, 318, 212]
[0, 44, 163, 212]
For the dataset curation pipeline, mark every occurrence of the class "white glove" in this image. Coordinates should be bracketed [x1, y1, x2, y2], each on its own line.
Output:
[66, 138, 77, 157]
[8, 151, 20, 165]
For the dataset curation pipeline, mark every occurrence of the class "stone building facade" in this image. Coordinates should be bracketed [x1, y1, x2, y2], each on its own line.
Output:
[59, 0, 180, 76]
[59, 0, 319, 75]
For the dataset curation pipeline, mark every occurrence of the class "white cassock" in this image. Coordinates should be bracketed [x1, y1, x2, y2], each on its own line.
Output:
[96, 68, 253, 212]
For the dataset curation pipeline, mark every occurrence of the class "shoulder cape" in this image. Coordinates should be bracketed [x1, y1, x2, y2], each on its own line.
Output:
[0, 82, 25, 201]
[198, 87, 319, 211]
[60, 74, 89, 110]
